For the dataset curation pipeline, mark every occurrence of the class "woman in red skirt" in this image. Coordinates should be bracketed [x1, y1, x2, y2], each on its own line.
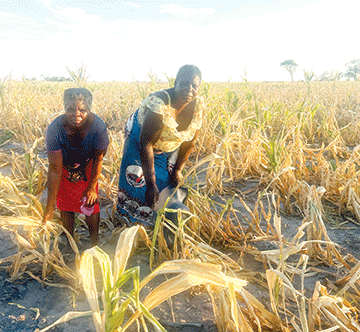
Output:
[43, 88, 109, 245]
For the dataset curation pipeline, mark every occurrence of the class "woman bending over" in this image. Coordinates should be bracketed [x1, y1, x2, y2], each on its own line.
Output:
[117, 64, 203, 227]
[43, 88, 109, 245]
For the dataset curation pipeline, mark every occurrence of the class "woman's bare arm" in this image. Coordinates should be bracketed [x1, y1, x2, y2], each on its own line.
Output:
[83, 148, 107, 206]
[140, 110, 163, 208]
[43, 151, 63, 224]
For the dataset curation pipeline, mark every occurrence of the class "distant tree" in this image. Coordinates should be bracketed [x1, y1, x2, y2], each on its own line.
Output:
[23, 77, 37, 82]
[43, 76, 71, 82]
[40, 73, 72, 82]
[317, 72, 330, 81]
[280, 59, 298, 81]
[333, 71, 343, 81]
[303, 69, 315, 82]
[344, 59, 360, 80]
[317, 71, 343, 81]
[344, 72, 353, 81]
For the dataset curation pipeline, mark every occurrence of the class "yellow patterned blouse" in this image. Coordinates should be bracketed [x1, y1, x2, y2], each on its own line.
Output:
[137, 92, 204, 152]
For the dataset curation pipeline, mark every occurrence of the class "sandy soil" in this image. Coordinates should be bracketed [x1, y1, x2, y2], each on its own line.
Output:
[0, 143, 359, 332]
[0, 220, 218, 332]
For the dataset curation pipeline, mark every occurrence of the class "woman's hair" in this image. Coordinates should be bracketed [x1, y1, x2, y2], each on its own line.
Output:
[175, 64, 202, 82]
[63, 88, 93, 110]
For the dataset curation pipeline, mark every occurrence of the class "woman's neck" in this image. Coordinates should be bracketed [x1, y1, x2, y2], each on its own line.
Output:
[168, 88, 188, 114]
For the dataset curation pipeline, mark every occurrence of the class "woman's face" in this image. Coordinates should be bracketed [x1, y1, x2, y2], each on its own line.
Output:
[174, 74, 201, 104]
[64, 99, 90, 128]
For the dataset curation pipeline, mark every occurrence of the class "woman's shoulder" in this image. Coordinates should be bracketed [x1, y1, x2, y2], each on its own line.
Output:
[46, 115, 64, 133]
[88, 114, 108, 136]
[150, 89, 173, 106]
[140, 89, 172, 116]
[93, 114, 107, 127]
[90, 114, 109, 147]
[49, 114, 64, 125]
[138, 90, 174, 126]
[45, 115, 65, 147]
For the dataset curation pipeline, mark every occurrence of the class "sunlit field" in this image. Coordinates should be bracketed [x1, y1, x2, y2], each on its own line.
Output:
[0, 78, 360, 331]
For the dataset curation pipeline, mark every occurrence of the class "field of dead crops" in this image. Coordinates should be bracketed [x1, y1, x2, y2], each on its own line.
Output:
[0, 78, 359, 331]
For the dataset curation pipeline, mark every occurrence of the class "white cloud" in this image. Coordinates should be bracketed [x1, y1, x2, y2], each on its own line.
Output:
[42, 0, 52, 7]
[0, 12, 47, 42]
[159, 4, 215, 18]
[198, 8, 216, 16]
[128, 3, 140, 9]
[0, 0, 359, 81]
[48, 6, 102, 26]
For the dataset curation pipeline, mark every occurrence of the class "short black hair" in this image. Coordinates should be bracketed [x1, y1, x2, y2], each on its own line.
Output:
[63, 88, 93, 110]
[175, 64, 202, 83]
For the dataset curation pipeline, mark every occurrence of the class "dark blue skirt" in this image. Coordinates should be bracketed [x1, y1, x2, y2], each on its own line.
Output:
[116, 109, 178, 227]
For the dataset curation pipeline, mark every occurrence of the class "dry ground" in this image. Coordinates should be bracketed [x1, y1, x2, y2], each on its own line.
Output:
[0, 141, 359, 332]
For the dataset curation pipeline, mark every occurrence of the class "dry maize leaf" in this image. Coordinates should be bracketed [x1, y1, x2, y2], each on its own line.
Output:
[78, 250, 104, 332]
[234, 297, 255, 332]
[347, 187, 360, 222]
[48, 261, 77, 282]
[237, 196, 266, 237]
[16, 233, 37, 250]
[214, 285, 255, 332]
[291, 316, 304, 332]
[141, 260, 247, 291]
[24, 192, 44, 217]
[8, 250, 35, 280]
[185, 152, 220, 182]
[113, 225, 149, 277]
[39, 311, 93, 332]
[336, 261, 360, 289]
[267, 269, 308, 332]
[125, 273, 209, 330]
[261, 221, 313, 275]
[239, 288, 280, 328]
[124, 260, 247, 331]
[310, 281, 360, 332]
[304, 188, 349, 269]
[208, 286, 234, 332]
[26, 271, 75, 291]
[321, 307, 354, 332]
[315, 327, 340, 332]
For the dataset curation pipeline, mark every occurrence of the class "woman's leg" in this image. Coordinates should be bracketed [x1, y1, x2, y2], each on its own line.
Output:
[60, 211, 75, 236]
[85, 212, 100, 245]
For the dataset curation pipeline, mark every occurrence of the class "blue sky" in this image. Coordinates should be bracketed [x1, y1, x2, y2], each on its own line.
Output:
[0, 0, 358, 81]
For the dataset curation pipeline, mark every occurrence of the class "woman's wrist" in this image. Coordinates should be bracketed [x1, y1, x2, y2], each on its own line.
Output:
[146, 181, 157, 189]
[86, 184, 96, 192]
[173, 168, 182, 175]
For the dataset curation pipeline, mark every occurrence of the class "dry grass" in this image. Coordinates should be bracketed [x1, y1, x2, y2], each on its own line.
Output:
[0, 79, 360, 330]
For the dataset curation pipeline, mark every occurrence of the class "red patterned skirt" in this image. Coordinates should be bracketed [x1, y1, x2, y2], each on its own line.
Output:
[56, 161, 100, 215]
